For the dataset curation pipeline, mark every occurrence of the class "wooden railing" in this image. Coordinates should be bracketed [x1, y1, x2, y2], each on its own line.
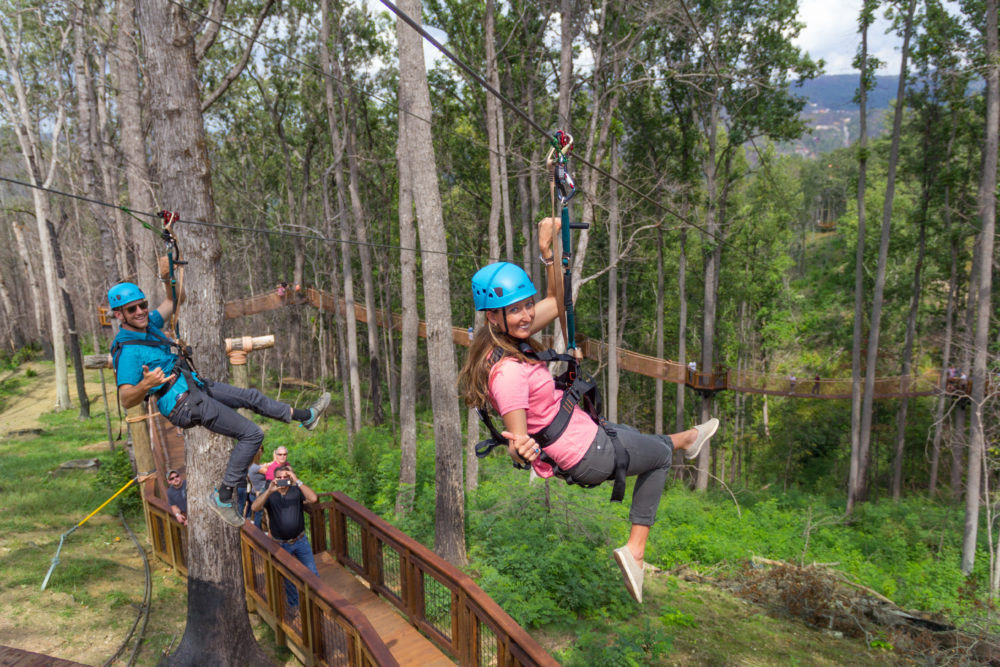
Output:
[143, 493, 398, 667]
[306, 492, 560, 667]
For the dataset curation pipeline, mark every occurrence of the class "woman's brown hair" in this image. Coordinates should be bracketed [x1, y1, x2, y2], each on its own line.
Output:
[458, 317, 544, 409]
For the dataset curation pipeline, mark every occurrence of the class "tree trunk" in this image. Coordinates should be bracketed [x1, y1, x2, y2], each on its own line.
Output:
[396, 96, 418, 516]
[485, 0, 513, 261]
[319, 0, 362, 433]
[9, 218, 45, 339]
[606, 134, 620, 422]
[72, 4, 120, 286]
[655, 226, 664, 434]
[0, 19, 71, 409]
[48, 219, 90, 419]
[345, 104, 384, 426]
[697, 100, 722, 492]
[848, 5, 873, 514]
[113, 0, 159, 298]
[136, 2, 269, 663]
[676, 224, 687, 433]
[929, 120, 960, 495]
[397, 0, 466, 565]
[962, 0, 998, 575]
[858, 0, 915, 504]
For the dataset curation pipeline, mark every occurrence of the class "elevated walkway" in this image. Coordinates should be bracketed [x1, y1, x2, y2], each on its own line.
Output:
[225, 286, 949, 400]
[140, 407, 555, 666]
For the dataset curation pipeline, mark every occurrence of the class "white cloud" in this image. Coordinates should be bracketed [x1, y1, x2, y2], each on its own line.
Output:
[795, 0, 901, 75]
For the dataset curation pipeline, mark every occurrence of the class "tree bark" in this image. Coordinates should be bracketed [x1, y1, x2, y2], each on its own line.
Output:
[397, 0, 466, 565]
[136, 2, 269, 663]
[319, 0, 362, 433]
[848, 4, 873, 514]
[113, 0, 159, 298]
[962, 0, 998, 575]
[396, 91, 418, 516]
[48, 218, 90, 419]
[857, 0, 915, 504]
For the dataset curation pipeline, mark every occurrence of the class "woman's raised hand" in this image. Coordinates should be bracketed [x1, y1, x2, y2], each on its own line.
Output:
[537, 216, 561, 256]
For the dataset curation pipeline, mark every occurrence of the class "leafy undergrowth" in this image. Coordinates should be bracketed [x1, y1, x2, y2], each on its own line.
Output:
[5, 362, 1000, 666]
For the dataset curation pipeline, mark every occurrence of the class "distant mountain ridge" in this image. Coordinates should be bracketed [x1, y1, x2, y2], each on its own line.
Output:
[792, 74, 901, 111]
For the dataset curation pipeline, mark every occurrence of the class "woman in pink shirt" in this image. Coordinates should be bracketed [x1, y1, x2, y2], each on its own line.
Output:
[459, 218, 719, 604]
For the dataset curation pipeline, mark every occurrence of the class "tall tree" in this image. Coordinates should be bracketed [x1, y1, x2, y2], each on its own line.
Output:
[856, 0, 916, 505]
[847, 0, 880, 514]
[136, 2, 269, 663]
[396, 0, 466, 565]
[0, 3, 72, 409]
[962, 0, 998, 575]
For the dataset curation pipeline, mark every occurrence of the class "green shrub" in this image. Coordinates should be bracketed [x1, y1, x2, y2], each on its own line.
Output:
[558, 617, 675, 666]
[93, 448, 142, 515]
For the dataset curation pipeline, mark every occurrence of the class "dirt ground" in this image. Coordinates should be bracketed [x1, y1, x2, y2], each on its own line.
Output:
[0, 362, 113, 437]
[0, 364, 295, 666]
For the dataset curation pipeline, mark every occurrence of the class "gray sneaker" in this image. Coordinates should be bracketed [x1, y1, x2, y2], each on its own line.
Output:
[209, 488, 245, 527]
[613, 546, 644, 604]
[301, 392, 331, 431]
[685, 417, 719, 460]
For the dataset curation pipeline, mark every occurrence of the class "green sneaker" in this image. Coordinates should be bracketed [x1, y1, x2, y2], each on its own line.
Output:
[209, 488, 245, 527]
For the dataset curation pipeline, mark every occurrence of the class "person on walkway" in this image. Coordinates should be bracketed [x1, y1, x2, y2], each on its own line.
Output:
[458, 217, 719, 605]
[264, 446, 290, 481]
[251, 464, 319, 609]
[108, 251, 330, 528]
[166, 469, 188, 525]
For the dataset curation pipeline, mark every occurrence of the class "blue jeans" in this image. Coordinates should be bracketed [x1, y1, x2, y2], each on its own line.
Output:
[279, 534, 318, 608]
[236, 487, 263, 528]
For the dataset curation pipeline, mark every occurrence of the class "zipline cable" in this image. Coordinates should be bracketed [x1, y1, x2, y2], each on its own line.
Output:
[0, 174, 497, 264]
[378, 0, 753, 259]
[170, 0, 742, 255]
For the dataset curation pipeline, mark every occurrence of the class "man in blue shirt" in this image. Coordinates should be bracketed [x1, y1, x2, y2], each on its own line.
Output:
[108, 272, 329, 528]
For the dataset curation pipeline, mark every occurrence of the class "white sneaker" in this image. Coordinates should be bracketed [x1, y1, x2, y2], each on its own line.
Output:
[685, 417, 719, 460]
[613, 546, 644, 604]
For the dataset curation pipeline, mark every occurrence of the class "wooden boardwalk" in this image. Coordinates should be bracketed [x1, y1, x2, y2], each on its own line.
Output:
[313, 551, 454, 666]
[0, 645, 87, 665]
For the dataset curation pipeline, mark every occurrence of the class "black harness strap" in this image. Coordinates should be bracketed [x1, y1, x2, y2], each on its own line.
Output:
[110, 328, 209, 411]
[475, 343, 629, 502]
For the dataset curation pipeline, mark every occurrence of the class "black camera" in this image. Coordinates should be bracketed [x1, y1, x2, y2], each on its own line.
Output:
[275, 479, 292, 487]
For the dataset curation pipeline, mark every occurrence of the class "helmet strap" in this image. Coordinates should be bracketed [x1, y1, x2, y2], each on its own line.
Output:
[500, 307, 509, 334]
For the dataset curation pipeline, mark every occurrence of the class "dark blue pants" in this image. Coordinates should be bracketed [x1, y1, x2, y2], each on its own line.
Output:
[236, 487, 264, 527]
[280, 535, 319, 608]
[166, 381, 291, 490]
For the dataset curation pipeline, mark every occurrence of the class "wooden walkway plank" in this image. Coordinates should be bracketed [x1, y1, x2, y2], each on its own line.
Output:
[0, 645, 89, 666]
[314, 552, 454, 667]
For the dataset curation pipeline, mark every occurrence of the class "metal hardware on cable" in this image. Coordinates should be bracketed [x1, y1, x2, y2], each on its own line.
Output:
[546, 130, 587, 354]
[157, 210, 186, 339]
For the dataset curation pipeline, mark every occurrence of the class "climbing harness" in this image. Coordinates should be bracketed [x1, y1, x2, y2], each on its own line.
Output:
[109, 210, 207, 425]
[475, 133, 629, 502]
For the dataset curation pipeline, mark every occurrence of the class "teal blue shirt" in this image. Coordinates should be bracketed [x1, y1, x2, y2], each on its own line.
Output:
[112, 310, 196, 417]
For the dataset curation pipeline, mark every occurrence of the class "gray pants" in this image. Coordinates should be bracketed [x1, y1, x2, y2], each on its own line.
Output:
[560, 423, 674, 526]
[166, 381, 291, 490]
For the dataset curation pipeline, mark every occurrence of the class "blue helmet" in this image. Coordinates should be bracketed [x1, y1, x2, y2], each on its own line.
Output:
[471, 262, 536, 311]
[107, 282, 146, 310]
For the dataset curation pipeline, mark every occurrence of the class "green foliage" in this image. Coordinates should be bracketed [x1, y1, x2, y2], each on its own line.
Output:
[558, 616, 675, 667]
[93, 447, 142, 515]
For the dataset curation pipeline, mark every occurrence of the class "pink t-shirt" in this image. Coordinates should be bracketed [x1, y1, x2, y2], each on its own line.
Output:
[488, 356, 599, 477]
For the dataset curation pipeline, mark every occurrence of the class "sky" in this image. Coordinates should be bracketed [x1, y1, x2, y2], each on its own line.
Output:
[368, 0, 922, 78]
[795, 0, 903, 75]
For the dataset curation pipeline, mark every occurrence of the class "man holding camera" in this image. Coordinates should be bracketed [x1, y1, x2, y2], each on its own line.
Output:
[252, 464, 318, 607]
